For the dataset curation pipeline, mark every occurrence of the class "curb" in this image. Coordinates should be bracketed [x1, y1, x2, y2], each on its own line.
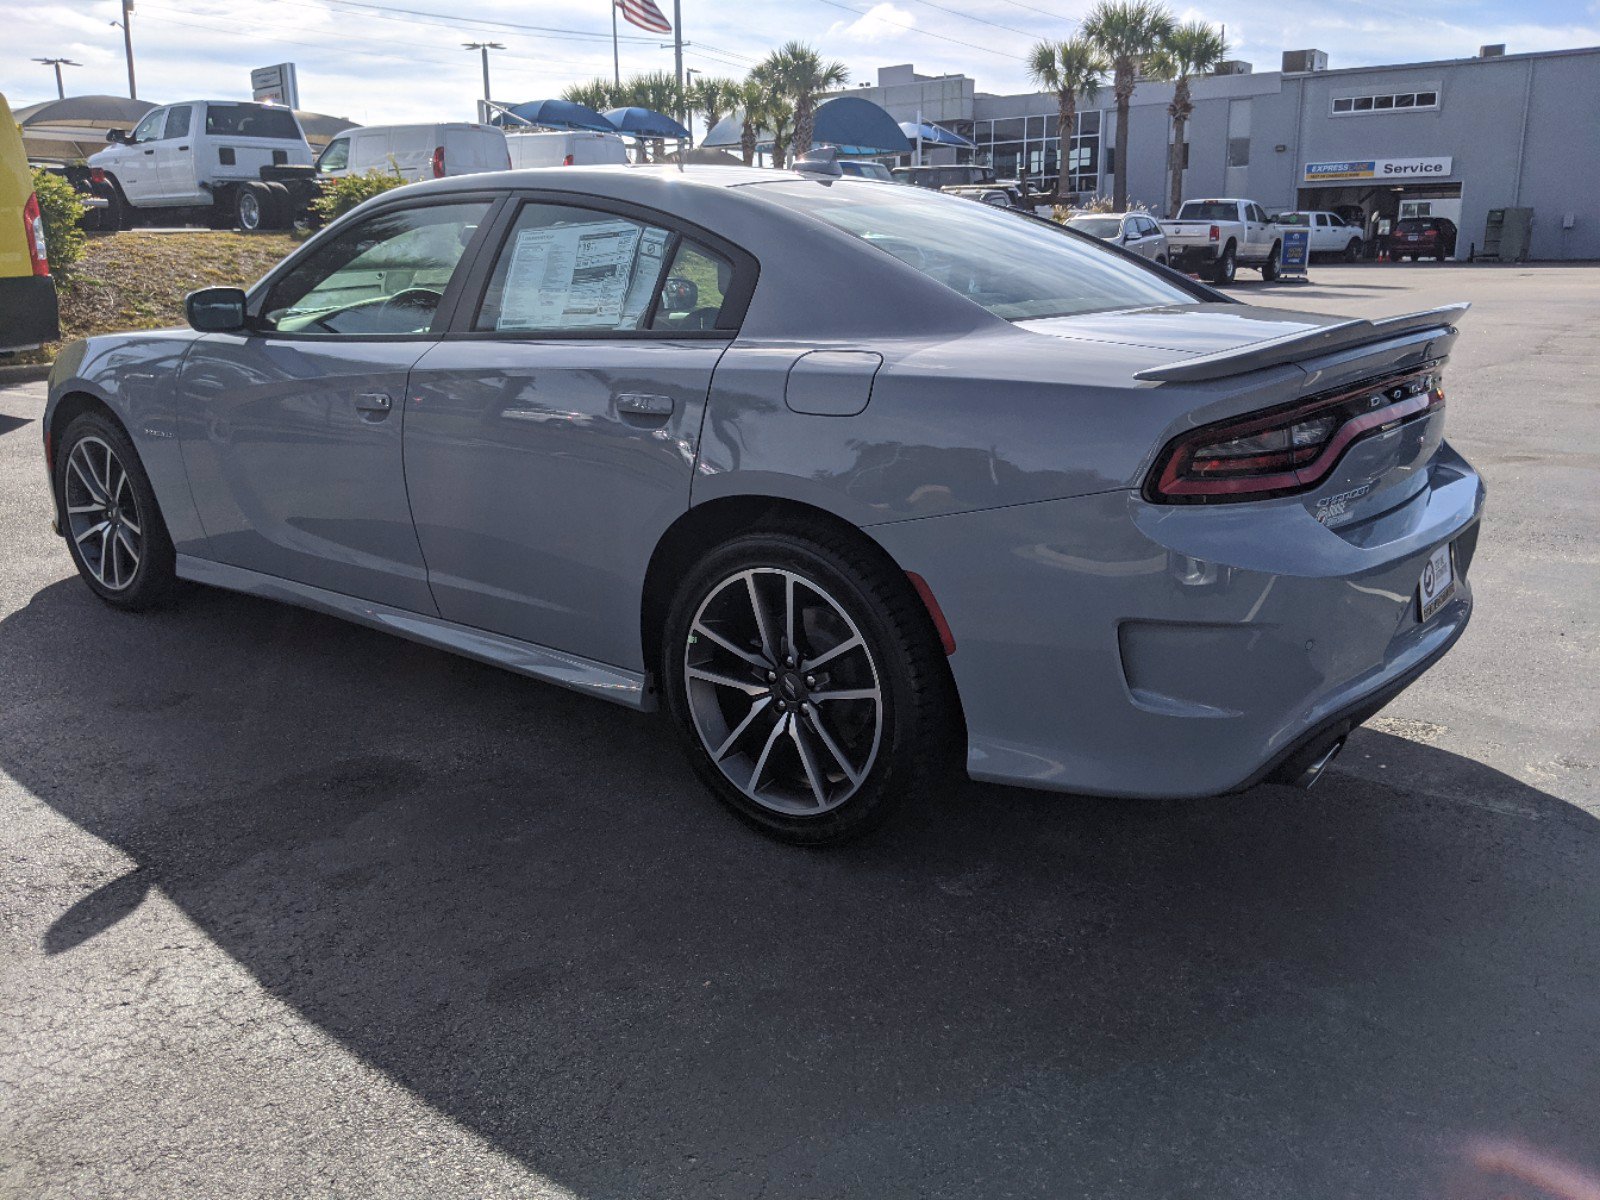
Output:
[0, 362, 53, 386]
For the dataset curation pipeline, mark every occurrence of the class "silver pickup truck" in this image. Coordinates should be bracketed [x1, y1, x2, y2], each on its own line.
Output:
[1159, 198, 1282, 285]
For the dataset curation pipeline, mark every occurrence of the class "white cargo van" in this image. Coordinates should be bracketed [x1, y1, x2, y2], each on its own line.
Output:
[317, 123, 511, 181]
[504, 130, 629, 169]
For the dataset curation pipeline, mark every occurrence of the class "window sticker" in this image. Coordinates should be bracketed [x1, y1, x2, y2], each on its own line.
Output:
[619, 227, 672, 326]
[497, 218, 646, 331]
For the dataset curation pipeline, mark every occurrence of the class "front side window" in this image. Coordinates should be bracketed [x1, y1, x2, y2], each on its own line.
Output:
[755, 181, 1193, 321]
[318, 137, 350, 172]
[475, 202, 733, 335]
[130, 110, 164, 144]
[261, 201, 491, 335]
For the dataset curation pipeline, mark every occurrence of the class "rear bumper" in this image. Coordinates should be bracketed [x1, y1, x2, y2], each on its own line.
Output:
[1169, 245, 1220, 271]
[0, 273, 60, 352]
[869, 442, 1485, 798]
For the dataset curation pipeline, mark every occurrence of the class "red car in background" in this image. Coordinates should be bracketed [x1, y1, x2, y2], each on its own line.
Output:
[1391, 216, 1459, 261]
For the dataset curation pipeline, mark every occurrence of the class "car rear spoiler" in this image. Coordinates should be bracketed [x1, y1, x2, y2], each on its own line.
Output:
[1132, 303, 1470, 383]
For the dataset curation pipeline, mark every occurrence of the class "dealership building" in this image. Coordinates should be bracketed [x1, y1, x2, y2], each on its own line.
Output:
[844, 43, 1600, 260]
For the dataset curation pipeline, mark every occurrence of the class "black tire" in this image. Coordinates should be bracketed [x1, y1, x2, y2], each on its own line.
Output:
[1343, 238, 1361, 262]
[1261, 242, 1281, 282]
[1208, 243, 1237, 285]
[101, 177, 133, 231]
[262, 182, 292, 229]
[235, 182, 271, 232]
[54, 410, 178, 611]
[662, 524, 956, 845]
[1156, 253, 1168, 266]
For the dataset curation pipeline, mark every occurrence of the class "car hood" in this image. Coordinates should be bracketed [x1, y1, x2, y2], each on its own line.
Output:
[1016, 303, 1348, 357]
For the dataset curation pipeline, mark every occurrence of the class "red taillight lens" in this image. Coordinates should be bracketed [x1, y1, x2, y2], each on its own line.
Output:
[1146, 367, 1445, 503]
[23, 193, 49, 276]
[563, 153, 574, 166]
[1421, 229, 1437, 239]
[432, 146, 446, 177]
[1209, 224, 1219, 241]
[89, 167, 106, 185]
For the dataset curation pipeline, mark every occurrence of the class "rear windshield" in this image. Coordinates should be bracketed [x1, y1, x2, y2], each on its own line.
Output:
[1066, 217, 1122, 238]
[1175, 202, 1239, 221]
[754, 181, 1193, 321]
[205, 103, 302, 139]
[1276, 212, 1311, 225]
[1394, 219, 1434, 232]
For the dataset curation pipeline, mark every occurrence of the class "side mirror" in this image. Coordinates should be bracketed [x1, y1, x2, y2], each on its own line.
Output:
[660, 277, 699, 313]
[105, 128, 128, 144]
[185, 287, 249, 332]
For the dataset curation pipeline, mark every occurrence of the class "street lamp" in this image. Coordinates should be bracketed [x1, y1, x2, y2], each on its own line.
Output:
[684, 67, 701, 142]
[462, 42, 504, 107]
[33, 57, 82, 100]
[110, 0, 137, 99]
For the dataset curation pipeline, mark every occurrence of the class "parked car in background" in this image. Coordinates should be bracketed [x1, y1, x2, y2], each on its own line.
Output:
[1065, 211, 1169, 263]
[1275, 211, 1364, 261]
[87, 100, 317, 232]
[0, 90, 59, 353]
[838, 161, 895, 181]
[43, 166, 1482, 846]
[1390, 216, 1458, 261]
[317, 123, 510, 182]
[504, 130, 629, 169]
[892, 164, 997, 189]
[1160, 198, 1281, 284]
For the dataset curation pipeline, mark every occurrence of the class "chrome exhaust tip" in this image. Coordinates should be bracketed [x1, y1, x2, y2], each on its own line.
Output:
[1296, 736, 1347, 789]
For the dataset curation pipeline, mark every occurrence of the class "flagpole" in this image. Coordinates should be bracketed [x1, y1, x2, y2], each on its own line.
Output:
[612, 0, 621, 86]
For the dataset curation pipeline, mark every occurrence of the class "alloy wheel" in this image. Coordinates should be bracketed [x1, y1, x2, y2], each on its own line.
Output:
[238, 190, 261, 231]
[64, 436, 143, 592]
[683, 567, 883, 816]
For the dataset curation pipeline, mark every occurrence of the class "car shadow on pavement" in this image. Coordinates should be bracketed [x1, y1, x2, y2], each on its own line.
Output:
[5, 576, 1599, 1199]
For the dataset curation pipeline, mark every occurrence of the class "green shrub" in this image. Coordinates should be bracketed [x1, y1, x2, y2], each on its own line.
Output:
[31, 168, 89, 273]
[312, 166, 406, 223]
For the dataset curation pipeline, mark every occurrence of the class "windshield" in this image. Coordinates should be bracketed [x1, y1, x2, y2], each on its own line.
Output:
[753, 181, 1193, 320]
[842, 162, 894, 181]
[205, 103, 302, 139]
[1276, 212, 1311, 226]
[1066, 217, 1122, 239]
[1176, 201, 1239, 222]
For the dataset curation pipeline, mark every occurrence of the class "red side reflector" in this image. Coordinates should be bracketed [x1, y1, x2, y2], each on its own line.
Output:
[906, 572, 956, 656]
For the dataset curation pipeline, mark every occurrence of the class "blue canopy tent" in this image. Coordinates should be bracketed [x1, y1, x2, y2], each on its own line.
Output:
[898, 120, 974, 149]
[604, 107, 691, 140]
[701, 94, 910, 160]
[492, 99, 612, 132]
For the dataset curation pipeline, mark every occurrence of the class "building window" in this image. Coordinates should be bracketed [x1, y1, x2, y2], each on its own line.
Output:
[1332, 89, 1439, 115]
[1227, 137, 1250, 167]
[969, 108, 1100, 196]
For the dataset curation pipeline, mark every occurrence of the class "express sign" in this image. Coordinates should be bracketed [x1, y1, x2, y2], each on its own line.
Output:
[1304, 157, 1453, 182]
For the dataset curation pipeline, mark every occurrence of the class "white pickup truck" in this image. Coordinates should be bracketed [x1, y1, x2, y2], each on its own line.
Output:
[87, 100, 319, 232]
[1159, 198, 1282, 285]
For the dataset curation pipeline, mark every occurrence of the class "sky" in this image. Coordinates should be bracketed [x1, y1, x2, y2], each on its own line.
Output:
[3, 0, 1597, 124]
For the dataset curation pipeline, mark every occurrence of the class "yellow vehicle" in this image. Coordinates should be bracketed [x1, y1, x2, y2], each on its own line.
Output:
[1, 91, 60, 352]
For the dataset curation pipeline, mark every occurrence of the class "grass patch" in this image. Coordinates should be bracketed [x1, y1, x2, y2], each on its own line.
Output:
[17, 230, 300, 365]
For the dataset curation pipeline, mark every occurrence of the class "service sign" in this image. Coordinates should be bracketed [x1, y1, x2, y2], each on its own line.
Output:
[1303, 157, 1453, 182]
[1280, 228, 1311, 275]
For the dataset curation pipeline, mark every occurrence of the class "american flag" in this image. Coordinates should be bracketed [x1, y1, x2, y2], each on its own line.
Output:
[617, 0, 672, 34]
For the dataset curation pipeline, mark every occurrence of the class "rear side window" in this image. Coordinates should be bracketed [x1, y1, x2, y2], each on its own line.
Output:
[164, 106, 191, 140]
[206, 103, 302, 139]
[650, 241, 733, 331]
[757, 181, 1193, 321]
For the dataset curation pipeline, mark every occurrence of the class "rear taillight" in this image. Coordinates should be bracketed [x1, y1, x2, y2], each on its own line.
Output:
[23, 193, 49, 276]
[563, 153, 574, 166]
[1421, 229, 1437, 239]
[432, 146, 446, 177]
[1146, 367, 1445, 503]
[89, 167, 106, 185]
[1209, 224, 1219, 242]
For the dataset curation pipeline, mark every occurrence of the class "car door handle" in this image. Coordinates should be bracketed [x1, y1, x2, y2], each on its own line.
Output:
[143, 148, 155, 155]
[353, 392, 393, 418]
[178, 145, 189, 151]
[615, 392, 674, 418]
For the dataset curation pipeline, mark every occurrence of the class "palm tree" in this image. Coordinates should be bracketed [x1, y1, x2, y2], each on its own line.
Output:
[1027, 37, 1106, 203]
[1082, 0, 1175, 209]
[616, 70, 683, 116]
[688, 75, 742, 145]
[734, 80, 765, 166]
[755, 42, 848, 159]
[748, 60, 798, 167]
[1148, 21, 1227, 217]
[561, 79, 618, 112]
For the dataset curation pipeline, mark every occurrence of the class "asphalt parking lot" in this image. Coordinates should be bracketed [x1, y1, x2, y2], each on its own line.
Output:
[2, 262, 1597, 1199]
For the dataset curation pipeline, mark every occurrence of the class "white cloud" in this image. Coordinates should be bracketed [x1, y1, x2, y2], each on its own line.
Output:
[829, 3, 917, 45]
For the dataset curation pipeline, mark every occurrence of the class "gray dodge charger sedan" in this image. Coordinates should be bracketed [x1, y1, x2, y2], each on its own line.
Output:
[42, 165, 1484, 844]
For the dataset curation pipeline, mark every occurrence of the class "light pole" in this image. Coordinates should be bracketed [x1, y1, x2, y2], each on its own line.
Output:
[462, 41, 504, 106]
[33, 57, 81, 100]
[684, 67, 701, 143]
[113, 0, 137, 99]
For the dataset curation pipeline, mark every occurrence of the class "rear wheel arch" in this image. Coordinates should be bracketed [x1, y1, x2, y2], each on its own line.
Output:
[640, 494, 964, 731]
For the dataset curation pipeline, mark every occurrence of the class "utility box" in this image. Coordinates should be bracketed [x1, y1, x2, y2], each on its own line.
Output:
[1482, 207, 1534, 261]
[1282, 49, 1329, 73]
